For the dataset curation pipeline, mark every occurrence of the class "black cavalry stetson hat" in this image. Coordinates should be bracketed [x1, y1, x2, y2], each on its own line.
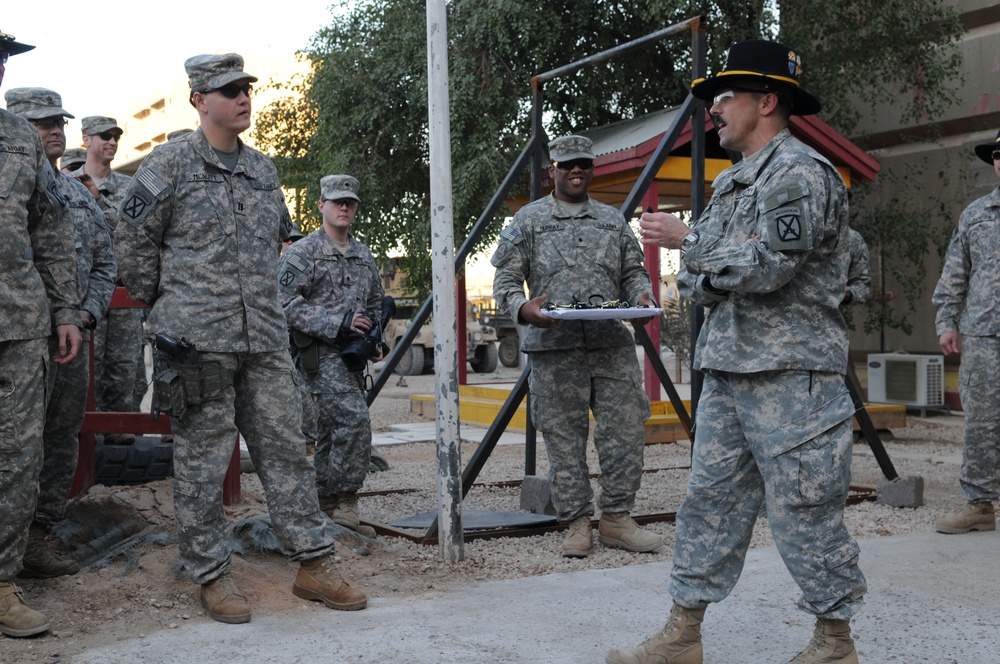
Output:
[974, 130, 1000, 164]
[0, 30, 36, 57]
[690, 39, 821, 116]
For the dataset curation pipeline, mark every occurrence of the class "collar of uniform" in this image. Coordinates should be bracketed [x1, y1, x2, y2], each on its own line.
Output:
[730, 127, 792, 186]
[548, 192, 595, 220]
[190, 128, 251, 176]
[321, 231, 358, 255]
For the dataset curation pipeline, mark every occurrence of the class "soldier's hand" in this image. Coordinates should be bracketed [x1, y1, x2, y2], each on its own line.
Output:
[53, 324, 82, 365]
[75, 173, 101, 201]
[939, 331, 960, 355]
[631, 291, 656, 327]
[353, 313, 374, 334]
[638, 211, 691, 249]
[519, 294, 558, 328]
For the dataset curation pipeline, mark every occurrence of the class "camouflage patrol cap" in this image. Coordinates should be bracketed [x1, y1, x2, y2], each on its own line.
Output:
[81, 115, 122, 136]
[320, 174, 361, 202]
[548, 135, 596, 166]
[185, 53, 258, 92]
[166, 128, 193, 141]
[60, 148, 87, 171]
[4, 87, 75, 120]
[288, 225, 306, 241]
[0, 30, 35, 57]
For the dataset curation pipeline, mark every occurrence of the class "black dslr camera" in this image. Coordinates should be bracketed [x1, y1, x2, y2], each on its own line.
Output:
[341, 296, 396, 372]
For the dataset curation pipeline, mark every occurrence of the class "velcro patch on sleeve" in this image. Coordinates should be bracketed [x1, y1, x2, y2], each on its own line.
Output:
[278, 252, 308, 292]
[762, 182, 810, 251]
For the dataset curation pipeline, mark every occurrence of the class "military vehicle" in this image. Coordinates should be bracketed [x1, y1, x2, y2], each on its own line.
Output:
[383, 297, 498, 375]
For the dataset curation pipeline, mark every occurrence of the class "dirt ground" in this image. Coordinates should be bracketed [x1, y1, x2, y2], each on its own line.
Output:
[5, 378, 967, 663]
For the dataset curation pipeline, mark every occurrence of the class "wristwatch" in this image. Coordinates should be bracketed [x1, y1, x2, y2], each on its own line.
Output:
[681, 231, 700, 252]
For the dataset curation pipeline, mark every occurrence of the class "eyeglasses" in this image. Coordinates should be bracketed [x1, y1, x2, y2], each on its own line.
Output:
[203, 83, 253, 99]
[324, 198, 358, 208]
[992, 150, 1000, 161]
[712, 87, 770, 107]
[0, 51, 8, 64]
[553, 159, 594, 171]
[29, 117, 67, 130]
[97, 131, 120, 141]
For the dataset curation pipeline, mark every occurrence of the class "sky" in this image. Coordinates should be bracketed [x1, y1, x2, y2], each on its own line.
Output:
[2, 1, 338, 120]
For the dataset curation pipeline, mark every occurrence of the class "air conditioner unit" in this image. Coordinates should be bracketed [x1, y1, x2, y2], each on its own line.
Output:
[866, 353, 944, 407]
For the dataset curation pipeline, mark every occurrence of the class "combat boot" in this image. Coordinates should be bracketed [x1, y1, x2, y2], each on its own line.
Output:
[0, 582, 50, 638]
[562, 515, 593, 558]
[787, 618, 858, 664]
[200, 574, 251, 624]
[293, 554, 367, 610]
[605, 602, 705, 664]
[935, 502, 995, 534]
[328, 493, 376, 538]
[598, 512, 662, 553]
[18, 524, 79, 579]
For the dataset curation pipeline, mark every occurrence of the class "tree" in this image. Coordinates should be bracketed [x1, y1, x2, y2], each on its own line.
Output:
[253, 0, 963, 304]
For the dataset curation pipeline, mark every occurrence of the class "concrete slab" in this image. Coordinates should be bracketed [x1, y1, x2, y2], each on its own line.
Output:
[71, 530, 1000, 663]
[372, 422, 529, 448]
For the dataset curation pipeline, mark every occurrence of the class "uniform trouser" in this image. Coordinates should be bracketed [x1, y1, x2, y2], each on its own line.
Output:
[311, 366, 371, 497]
[669, 370, 866, 619]
[93, 306, 142, 413]
[958, 334, 1000, 503]
[528, 346, 650, 523]
[35, 332, 90, 526]
[0, 338, 48, 580]
[169, 350, 334, 585]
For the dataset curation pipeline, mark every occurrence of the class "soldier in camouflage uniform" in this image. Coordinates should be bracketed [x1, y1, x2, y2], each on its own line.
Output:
[72, 115, 143, 438]
[931, 129, 1000, 536]
[59, 147, 86, 174]
[607, 41, 866, 664]
[278, 175, 384, 538]
[113, 53, 367, 624]
[6, 87, 117, 580]
[492, 135, 661, 559]
[842, 229, 871, 306]
[0, 30, 82, 639]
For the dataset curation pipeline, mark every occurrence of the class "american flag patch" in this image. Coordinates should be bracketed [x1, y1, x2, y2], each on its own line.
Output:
[286, 253, 307, 272]
[500, 226, 521, 243]
[136, 169, 168, 197]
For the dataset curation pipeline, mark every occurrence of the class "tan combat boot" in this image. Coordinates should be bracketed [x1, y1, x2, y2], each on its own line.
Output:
[0, 582, 50, 638]
[606, 602, 705, 664]
[200, 574, 251, 624]
[562, 515, 593, 558]
[788, 618, 858, 664]
[598, 512, 663, 553]
[18, 524, 79, 579]
[326, 493, 376, 538]
[935, 502, 995, 534]
[293, 554, 367, 610]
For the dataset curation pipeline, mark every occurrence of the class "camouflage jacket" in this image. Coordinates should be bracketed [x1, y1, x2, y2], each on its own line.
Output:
[843, 228, 871, 305]
[677, 129, 850, 374]
[113, 128, 292, 353]
[932, 186, 1000, 337]
[278, 229, 384, 347]
[68, 167, 131, 233]
[54, 172, 117, 327]
[0, 109, 80, 342]
[491, 193, 652, 352]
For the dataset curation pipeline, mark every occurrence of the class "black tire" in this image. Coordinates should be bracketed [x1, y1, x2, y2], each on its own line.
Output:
[395, 344, 426, 376]
[498, 335, 520, 368]
[470, 342, 499, 373]
[95, 441, 174, 486]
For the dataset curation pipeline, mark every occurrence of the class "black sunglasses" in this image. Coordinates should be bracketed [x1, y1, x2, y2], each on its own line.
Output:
[554, 159, 594, 171]
[30, 117, 67, 130]
[325, 198, 358, 207]
[97, 131, 120, 141]
[203, 83, 253, 99]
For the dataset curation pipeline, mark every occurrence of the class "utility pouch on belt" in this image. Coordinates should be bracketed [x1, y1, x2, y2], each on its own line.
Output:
[292, 329, 319, 373]
[152, 333, 233, 418]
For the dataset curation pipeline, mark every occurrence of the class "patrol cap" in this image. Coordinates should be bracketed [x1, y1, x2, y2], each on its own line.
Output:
[185, 53, 258, 92]
[548, 135, 596, 166]
[690, 39, 821, 116]
[81, 115, 123, 137]
[60, 148, 87, 171]
[288, 225, 306, 241]
[320, 174, 361, 202]
[166, 128, 193, 141]
[0, 30, 35, 57]
[974, 129, 1000, 164]
[4, 87, 75, 120]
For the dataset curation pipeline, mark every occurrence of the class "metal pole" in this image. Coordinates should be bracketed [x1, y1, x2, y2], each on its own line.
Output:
[688, 22, 707, 426]
[426, 0, 463, 562]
